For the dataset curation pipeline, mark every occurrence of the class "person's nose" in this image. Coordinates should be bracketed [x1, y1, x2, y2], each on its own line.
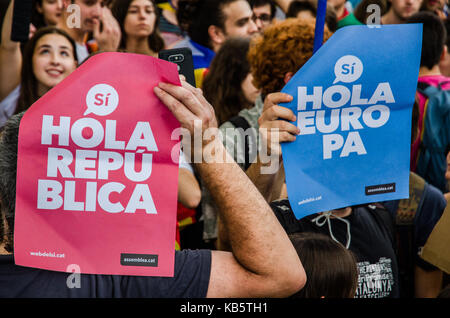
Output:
[248, 19, 258, 34]
[49, 51, 61, 66]
[56, 0, 63, 10]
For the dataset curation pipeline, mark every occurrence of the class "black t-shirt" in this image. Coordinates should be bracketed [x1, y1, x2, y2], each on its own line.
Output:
[271, 199, 400, 298]
[0, 249, 211, 298]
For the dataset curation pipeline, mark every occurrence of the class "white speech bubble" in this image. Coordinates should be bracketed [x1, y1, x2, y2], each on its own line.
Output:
[84, 84, 119, 116]
[333, 55, 363, 84]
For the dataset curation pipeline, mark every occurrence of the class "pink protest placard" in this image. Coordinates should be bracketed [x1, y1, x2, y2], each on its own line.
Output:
[14, 52, 181, 277]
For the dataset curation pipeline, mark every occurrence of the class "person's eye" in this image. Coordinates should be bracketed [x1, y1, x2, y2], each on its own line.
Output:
[236, 18, 249, 27]
[60, 50, 70, 57]
[39, 48, 50, 55]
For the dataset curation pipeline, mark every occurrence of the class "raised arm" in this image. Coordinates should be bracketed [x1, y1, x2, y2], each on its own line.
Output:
[0, 0, 21, 101]
[154, 80, 306, 298]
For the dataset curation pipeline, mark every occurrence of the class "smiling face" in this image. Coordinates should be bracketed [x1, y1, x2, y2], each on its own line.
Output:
[32, 33, 78, 95]
[124, 0, 157, 38]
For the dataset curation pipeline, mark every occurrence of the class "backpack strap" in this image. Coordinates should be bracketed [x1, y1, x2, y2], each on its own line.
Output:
[228, 115, 250, 130]
[227, 115, 256, 170]
[417, 80, 450, 97]
[417, 81, 430, 93]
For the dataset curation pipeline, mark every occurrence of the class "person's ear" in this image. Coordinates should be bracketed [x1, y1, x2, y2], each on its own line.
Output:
[208, 25, 226, 51]
[284, 72, 294, 84]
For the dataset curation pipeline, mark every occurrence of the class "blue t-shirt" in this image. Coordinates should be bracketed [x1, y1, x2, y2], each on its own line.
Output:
[0, 249, 211, 298]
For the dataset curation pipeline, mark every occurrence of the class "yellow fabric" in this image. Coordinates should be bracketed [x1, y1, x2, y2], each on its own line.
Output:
[178, 216, 194, 230]
[157, 2, 175, 12]
[194, 68, 208, 88]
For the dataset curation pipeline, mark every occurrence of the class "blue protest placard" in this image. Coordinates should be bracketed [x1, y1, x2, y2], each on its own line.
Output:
[280, 24, 422, 219]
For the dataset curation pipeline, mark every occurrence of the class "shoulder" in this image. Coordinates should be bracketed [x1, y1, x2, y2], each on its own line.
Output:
[337, 13, 363, 28]
[418, 181, 447, 225]
[172, 249, 212, 297]
[418, 75, 450, 89]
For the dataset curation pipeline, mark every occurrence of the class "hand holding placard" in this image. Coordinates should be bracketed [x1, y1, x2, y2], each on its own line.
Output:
[14, 52, 181, 276]
[280, 24, 422, 219]
[154, 79, 222, 164]
[154, 79, 218, 134]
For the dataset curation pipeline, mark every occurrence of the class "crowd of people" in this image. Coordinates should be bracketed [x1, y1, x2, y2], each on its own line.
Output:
[0, 0, 449, 299]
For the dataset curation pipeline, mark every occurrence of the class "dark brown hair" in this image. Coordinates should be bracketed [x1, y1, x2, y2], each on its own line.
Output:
[289, 232, 359, 298]
[111, 0, 165, 52]
[202, 37, 253, 125]
[15, 26, 78, 115]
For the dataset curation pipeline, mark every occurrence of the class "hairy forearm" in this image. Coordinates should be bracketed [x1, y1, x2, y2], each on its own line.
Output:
[195, 138, 303, 281]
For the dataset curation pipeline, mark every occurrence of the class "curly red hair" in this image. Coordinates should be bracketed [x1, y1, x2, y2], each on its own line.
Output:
[248, 18, 332, 96]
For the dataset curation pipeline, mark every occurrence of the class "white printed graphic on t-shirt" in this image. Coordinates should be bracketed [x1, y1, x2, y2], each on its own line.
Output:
[355, 257, 394, 298]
